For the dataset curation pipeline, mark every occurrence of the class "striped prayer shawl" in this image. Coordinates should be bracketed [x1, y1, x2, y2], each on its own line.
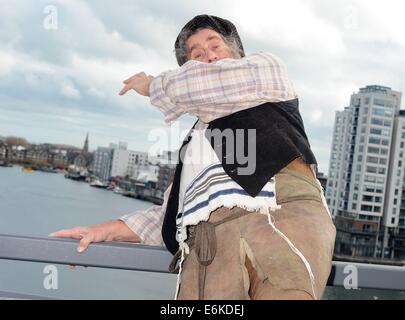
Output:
[175, 128, 278, 229]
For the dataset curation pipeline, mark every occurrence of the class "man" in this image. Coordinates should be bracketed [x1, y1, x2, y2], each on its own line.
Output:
[52, 15, 336, 300]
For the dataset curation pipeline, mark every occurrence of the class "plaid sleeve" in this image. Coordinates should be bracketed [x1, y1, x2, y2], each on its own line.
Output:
[149, 52, 297, 124]
[119, 183, 172, 246]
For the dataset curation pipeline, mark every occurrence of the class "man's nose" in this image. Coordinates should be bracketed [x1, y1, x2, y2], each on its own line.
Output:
[207, 50, 218, 63]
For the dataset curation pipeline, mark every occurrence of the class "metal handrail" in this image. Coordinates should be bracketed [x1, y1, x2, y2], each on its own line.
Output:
[0, 233, 172, 273]
[1, 233, 405, 294]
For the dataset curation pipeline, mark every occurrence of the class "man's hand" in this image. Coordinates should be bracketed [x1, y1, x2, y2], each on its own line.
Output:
[50, 220, 141, 253]
[119, 72, 154, 97]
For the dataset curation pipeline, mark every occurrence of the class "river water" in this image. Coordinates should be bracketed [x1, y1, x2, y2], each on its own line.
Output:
[0, 165, 176, 299]
[1, 166, 404, 300]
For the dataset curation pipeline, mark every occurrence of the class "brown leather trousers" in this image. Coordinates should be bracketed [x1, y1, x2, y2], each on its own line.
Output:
[175, 167, 336, 300]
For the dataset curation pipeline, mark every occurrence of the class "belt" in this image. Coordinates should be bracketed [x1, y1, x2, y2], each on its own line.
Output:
[169, 209, 251, 300]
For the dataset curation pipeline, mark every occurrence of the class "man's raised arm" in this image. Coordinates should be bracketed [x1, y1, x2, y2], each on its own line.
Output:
[149, 52, 298, 124]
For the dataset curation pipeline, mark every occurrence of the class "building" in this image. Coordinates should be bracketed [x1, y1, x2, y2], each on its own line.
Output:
[92, 146, 114, 181]
[136, 164, 160, 189]
[384, 110, 405, 259]
[150, 150, 178, 194]
[326, 85, 402, 258]
[0, 142, 9, 160]
[156, 164, 176, 193]
[317, 171, 328, 192]
[101, 140, 179, 196]
[110, 142, 149, 178]
[73, 133, 93, 168]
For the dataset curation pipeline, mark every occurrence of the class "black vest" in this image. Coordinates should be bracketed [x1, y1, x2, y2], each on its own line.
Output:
[162, 99, 317, 254]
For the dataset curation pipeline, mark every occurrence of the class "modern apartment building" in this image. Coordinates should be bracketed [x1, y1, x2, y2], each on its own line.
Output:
[92, 146, 114, 181]
[110, 142, 149, 178]
[326, 85, 403, 258]
[384, 110, 405, 258]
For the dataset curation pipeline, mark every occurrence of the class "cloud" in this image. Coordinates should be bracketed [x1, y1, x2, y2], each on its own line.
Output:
[60, 80, 81, 99]
[0, 51, 16, 76]
[233, 0, 346, 57]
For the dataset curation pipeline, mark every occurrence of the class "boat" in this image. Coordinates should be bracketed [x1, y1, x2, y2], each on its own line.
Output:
[90, 179, 109, 189]
[64, 172, 86, 181]
[37, 167, 58, 173]
[0, 161, 13, 167]
[144, 196, 164, 205]
[123, 190, 137, 198]
[21, 167, 34, 172]
[113, 186, 125, 194]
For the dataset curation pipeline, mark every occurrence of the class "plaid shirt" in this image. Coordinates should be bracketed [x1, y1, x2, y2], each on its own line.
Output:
[120, 51, 297, 246]
[120, 183, 171, 246]
[150, 51, 297, 124]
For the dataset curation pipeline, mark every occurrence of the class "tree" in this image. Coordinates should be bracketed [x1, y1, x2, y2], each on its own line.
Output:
[5, 136, 29, 147]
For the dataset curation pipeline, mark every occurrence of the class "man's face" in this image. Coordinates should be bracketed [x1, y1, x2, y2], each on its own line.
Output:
[186, 28, 234, 63]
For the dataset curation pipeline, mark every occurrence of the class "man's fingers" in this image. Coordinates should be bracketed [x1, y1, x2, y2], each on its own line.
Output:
[123, 75, 138, 84]
[77, 234, 94, 253]
[49, 229, 72, 238]
[123, 72, 146, 84]
[50, 228, 87, 240]
[123, 77, 132, 84]
[50, 227, 95, 253]
[123, 76, 135, 84]
[119, 84, 132, 96]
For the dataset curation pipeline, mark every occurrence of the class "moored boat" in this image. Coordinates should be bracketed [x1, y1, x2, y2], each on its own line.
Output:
[90, 179, 109, 188]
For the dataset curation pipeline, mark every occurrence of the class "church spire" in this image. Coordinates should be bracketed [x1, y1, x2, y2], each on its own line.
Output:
[83, 132, 89, 153]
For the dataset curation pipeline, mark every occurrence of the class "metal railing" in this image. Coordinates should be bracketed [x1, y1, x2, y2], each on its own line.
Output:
[0, 234, 172, 273]
[1, 233, 405, 299]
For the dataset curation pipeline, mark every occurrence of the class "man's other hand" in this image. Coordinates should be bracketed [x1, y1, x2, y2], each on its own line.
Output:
[119, 72, 154, 96]
[50, 220, 141, 253]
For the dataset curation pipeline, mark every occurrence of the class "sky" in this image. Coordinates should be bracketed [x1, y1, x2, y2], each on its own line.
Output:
[1, 0, 404, 173]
